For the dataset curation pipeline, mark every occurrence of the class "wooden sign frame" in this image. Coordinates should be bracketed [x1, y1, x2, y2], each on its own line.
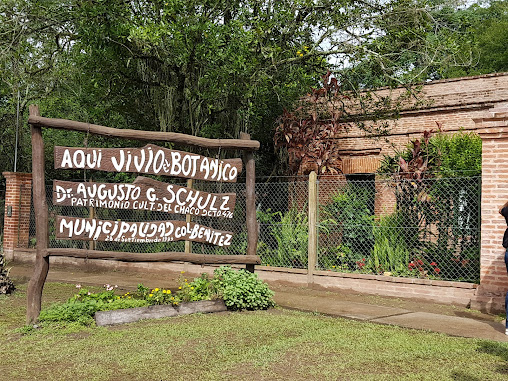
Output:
[26, 105, 260, 323]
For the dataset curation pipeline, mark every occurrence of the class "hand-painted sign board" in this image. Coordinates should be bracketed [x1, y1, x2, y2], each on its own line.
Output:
[54, 144, 243, 182]
[56, 216, 234, 247]
[27, 105, 260, 324]
[53, 177, 236, 218]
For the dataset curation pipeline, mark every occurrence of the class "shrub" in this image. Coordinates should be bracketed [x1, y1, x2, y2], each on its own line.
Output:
[212, 266, 275, 310]
[39, 291, 148, 325]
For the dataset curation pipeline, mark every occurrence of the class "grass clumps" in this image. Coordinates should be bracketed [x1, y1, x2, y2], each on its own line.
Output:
[39, 284, 149, 325]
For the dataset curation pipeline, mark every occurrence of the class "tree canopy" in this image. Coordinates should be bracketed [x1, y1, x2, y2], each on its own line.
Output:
[0, 0, 505, 178]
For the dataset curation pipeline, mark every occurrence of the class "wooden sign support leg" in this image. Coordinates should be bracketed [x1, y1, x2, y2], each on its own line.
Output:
[184, 179, 193, 254]
[27, 105, 50, 324]
[240, 133, 257, 273]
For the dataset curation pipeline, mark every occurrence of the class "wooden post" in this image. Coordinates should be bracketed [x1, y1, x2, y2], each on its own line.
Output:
[307, 171, 318, 284]
[89, 177, 96, 251]
[184, 178, 193, 254]
[240, 132, 257, 273]
[26, 105, 50, 324]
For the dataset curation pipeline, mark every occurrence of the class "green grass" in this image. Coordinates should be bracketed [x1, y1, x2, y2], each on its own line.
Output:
[1, 282, 508, 380]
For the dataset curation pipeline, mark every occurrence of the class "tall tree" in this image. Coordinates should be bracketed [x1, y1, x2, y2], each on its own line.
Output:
[0, 0, 484, 177]
[339, 0, 508, 87]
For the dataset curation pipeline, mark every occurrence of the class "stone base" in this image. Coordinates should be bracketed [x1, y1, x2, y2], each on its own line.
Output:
[94, 299, 227, 326]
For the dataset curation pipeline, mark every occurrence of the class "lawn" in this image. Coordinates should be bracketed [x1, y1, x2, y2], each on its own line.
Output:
[1, 281, 508, 380]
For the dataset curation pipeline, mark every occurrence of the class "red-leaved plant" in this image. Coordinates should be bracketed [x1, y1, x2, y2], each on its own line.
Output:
[274, 71, 350, 176]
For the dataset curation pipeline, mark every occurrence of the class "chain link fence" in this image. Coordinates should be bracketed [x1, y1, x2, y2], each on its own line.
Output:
[25, 174, 481, 283]
[28, 178, 309, 269]
[317, 175, 481, 283]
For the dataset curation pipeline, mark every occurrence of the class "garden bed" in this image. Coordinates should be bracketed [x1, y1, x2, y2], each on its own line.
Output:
[37, 266, 275, 326]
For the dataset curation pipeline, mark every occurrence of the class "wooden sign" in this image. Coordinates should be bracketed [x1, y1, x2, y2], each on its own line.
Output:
[27, 105, 261, 325]
[56, 216, 234, 247]
[53, 177, 236, 218]
[54, 144, 243, 182]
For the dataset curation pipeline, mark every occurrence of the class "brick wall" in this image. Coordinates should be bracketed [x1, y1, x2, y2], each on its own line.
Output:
[334, 73, 508, 225]
[470, 107, 508, 313]
[2, 172, 32, 261]
[334, 72, 508, 168]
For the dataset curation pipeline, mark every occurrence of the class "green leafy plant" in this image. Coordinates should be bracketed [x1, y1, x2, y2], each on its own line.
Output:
[39, 284, 149, 325]
[367, 212, 411, 276]
[257, 208, 309, 268]
[176, 273, 216, 303]
[321, 184, 375, 259]
[211, 266, 275, 311]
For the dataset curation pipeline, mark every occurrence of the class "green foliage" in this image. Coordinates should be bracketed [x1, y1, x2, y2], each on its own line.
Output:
[377, 129, 481, 282]
[367, 212, 411, 276]
[322, 184, 375, 258]
[177, 273, 216, 303]
[341, 0, 508, 86]
[39, 286, 149, 325]
[211, 266, 275, 311]
[39, 300, 100, 325]
[1, 0, 486, 179]
[39, 268, 275, 325]
[428, 130, 482, 176]
[257, 208, 309, 268]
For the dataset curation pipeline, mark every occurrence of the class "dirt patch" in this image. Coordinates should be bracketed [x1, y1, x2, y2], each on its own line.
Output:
[223, 362, 270, 381]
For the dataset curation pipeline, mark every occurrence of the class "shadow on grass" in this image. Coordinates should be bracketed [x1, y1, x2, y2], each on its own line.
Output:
[450, 372, 483, 381]
[476, 340, 508, 376]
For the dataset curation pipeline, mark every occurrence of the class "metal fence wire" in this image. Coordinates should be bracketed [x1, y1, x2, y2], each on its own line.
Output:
[317, 175, 481, 283]
[27, 174, 481, 283]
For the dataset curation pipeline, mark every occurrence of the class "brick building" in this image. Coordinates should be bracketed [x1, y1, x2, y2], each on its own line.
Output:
[313, 73, 508, 217]
[335, 72, 508, 175]
[326, 72, 508, 311]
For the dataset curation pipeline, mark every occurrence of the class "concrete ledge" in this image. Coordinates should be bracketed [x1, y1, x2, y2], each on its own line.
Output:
[313, 269, 478, 289]
[95, 299, 226, 326]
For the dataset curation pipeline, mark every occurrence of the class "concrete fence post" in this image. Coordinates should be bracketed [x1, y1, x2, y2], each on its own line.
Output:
[2, 172, 32, 261]
[308, 171, 318, 284]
